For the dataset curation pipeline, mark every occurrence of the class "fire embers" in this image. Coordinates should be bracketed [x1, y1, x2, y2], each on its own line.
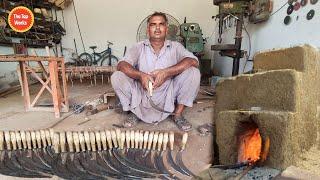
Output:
[237, 124, 262, 164]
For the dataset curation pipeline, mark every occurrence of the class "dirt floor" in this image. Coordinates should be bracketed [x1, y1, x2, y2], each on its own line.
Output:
[1, 81, 320, 179]
[0, 81, 214, 179]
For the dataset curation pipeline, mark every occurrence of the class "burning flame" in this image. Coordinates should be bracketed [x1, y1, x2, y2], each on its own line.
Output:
[238, 128, 262, 163]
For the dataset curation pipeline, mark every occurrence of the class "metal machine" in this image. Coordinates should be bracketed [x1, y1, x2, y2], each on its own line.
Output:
[211, 0, 273, 75]
[180, 21, 205, 55]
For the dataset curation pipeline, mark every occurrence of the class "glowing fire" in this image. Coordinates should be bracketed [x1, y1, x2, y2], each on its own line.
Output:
[237, 128, 262, 163]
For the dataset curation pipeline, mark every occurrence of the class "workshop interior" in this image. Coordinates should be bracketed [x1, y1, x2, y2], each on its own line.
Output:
[0, 0, 320, 179]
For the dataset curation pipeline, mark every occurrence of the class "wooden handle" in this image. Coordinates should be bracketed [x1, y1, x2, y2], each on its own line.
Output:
[163, 132, 168, 151]
[169, 131, 174, 151]
[157, 133, 163, 151]
[111, 130, 118, 148]
[49, 128, 54, 144]
[130, 130, 135, 148]
[84, 131, 91, 151]
[105, 130, 113, 149]
[35, 131, 42, 149]
[181, 132, 188, 151]
[15, 131, 22, 150]
[139, 131, 144, 149]
[0, 131, 3, 151]
[40, 130, 47, 147]
[10, 131, 17, 150]
[59, 132, 66, 152]
[78, 132, 86, 151]
[134, 131, 140, 149]
[115, 128, 121, 147]
[73, 132, 80, 152]
[152, 132, 159, 151]
[125, 130, 131, 149]
[143, 131, 149, 149]
[89, 132, 96, 151]
[30, 131, 37, 149]
[20, 130, 27, 149]
[148, 81, 153, 96]
[53, 133, 60, 153]
[120, 132, 125, 149]
[66, 131, 74, 152]
[4, 131, 11, 150]
[100, 131, 107, 150]
[95, 131, 102, 151]
[147, 131, 154, 150]
[25, 131, 32, 150]
[45, 129, 52, 146]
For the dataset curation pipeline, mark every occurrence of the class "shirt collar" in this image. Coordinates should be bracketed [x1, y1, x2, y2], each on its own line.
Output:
[143, 39, 172, 48]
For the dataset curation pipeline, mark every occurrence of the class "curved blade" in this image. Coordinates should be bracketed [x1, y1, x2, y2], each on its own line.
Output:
[1, 150, 47, 178]
[143, 150, 156, 169]
[167, 150, 190, 176]
[97, 151, 121, 174]
[51, 152, 76, 179]
[15, 150, 53, 177]
[31, 150, 53, 172]
[154, 151, 176, 179]
[65, 152, 99, 179]
[149, 98, 174, 114]
[114, 148, 160, 174]
[101, 150, 142, 179]
[78, 151, 119, 179]
[111, 149, 156, 178]
[176, 151, 197, 177]
[0, 151, 20, 176]
[36, 149, 54, 168]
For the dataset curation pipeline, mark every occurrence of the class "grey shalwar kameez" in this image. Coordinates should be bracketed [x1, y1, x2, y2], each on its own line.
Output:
[111, 40, 200, 123]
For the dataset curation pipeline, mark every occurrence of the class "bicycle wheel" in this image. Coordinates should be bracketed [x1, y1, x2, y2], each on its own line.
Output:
[79, 52, 92, 66]
[100, 55, 119, 66]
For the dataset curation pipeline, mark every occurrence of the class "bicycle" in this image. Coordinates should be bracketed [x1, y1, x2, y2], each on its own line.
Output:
[63, 48, 88, 67]
[79, 41, 119, 66]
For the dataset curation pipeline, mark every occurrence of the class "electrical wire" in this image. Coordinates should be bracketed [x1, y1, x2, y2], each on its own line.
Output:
[72, 1, 86, 52]
[61, 9, 65, 29]
[240, 1, 289, 73]
[242, 24, 251, 73]
[270, 1, 289, 17]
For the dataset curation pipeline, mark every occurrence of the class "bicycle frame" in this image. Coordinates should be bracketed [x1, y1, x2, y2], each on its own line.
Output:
[92, 46, 112, 65]
[79, 41, 119, 66]
[92, 44, 111, 65]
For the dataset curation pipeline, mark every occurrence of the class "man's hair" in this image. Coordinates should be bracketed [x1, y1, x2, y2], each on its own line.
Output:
[147, 12, 168, 24]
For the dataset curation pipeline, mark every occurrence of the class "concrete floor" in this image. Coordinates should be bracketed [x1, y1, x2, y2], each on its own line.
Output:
[0, 81, 214, 179]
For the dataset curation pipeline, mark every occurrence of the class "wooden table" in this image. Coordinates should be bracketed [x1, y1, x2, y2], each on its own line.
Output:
[0, 55, 69, 118]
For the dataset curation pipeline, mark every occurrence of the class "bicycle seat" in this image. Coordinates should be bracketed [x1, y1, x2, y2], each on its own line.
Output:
[107, 41, 113, 45]
[89, 46, 97, 50]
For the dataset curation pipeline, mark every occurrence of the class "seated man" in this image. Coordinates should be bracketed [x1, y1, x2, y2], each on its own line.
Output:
[111, 12, 200, 131]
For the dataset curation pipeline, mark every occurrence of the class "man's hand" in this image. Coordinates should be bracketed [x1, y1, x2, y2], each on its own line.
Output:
[151, 69, 169, 89]
[139, 72, 154, 90]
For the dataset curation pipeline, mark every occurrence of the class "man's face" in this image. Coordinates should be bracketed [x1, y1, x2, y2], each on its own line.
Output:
[147, 16, 168, 41]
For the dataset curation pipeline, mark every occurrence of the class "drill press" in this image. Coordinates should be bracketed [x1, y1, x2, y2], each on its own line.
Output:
[211, 0, 273, 75]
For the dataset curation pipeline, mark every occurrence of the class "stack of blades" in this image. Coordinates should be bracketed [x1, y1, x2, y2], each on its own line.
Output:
[0, 129, 197, 179]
